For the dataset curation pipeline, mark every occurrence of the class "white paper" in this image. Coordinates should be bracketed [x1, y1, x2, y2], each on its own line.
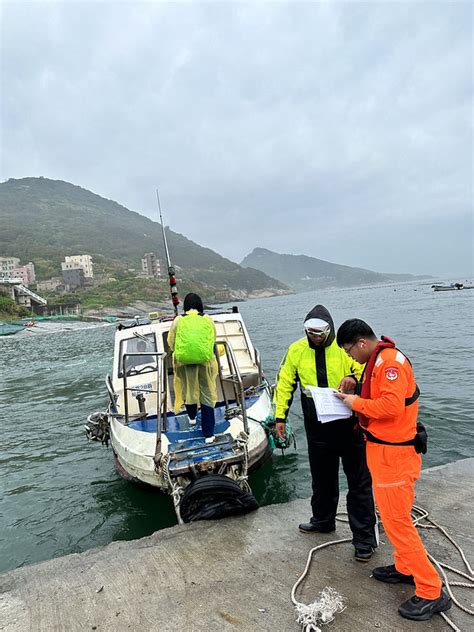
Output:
[307, 386, 351, 423]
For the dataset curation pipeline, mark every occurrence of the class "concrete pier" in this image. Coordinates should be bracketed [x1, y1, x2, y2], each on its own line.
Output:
[1, 458, 472, 631]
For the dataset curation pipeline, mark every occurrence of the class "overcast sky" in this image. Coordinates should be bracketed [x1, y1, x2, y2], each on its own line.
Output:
[1, 1, 472, 276]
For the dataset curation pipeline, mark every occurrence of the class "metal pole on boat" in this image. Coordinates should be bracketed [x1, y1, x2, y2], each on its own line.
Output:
[154, 353, 164, 456]
[156, 188, 179, 317]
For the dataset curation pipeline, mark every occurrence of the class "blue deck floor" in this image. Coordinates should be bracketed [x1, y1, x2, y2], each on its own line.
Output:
[128, 397, 259, 444]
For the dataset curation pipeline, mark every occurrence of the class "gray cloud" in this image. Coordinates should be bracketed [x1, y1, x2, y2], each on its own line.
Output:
[1, 1, 472, 276]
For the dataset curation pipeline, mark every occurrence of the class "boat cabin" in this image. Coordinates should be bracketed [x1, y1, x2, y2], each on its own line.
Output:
[109, 309, 263, 422]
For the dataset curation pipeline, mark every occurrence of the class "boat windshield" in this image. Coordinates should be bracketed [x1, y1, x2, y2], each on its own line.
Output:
[119, 333, 157, 377]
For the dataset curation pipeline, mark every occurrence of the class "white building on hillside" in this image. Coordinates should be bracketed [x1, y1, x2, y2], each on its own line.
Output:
[141, 252, 162, 278]
[0, 256, 21, 274]
[62, 255, 94, 278]
[0, 258, 36, 286]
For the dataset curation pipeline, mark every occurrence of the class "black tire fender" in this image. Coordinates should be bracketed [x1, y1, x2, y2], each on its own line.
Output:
[180, 474, 259, 523]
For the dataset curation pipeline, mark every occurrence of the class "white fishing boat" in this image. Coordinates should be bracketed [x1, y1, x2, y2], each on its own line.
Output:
[86, 191, 278, 523]
[432, 282, 473, 292]
[86, 310, 274, 523]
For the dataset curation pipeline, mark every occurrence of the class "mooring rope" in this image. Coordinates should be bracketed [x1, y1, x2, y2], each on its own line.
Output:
[411, 504, 474, 632]
[291, 537, 351, 631]
[291, 506, 474, 632]
[158, 453, 185, 523]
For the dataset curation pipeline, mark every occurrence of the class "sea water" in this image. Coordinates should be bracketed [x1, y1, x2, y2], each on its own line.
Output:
[0, 282, 472, 572]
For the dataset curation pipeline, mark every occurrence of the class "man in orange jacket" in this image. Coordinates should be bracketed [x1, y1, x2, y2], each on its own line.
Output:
[334, 319, 451, 622]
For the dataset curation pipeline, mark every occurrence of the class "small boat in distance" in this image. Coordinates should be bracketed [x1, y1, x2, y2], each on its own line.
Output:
[432, 282, 474, 292]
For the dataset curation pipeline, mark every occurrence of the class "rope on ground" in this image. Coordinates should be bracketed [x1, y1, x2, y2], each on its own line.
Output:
[412, 504, 474, 632]
[291, 537, 350, 632]
[291, 507, 473, 632]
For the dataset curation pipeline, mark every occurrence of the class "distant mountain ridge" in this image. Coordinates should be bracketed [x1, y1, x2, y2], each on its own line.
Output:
[0, 178, 288, 295]
[240, 248, 429, 290]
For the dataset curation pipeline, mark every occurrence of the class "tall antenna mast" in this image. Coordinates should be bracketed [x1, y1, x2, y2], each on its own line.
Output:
[156, 189, 179, 316]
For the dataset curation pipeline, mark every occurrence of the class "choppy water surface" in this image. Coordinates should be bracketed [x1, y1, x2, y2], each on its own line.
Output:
[1, 283, 473, 572]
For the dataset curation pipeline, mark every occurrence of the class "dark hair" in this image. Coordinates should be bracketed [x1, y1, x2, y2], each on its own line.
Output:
[336, 319, 377, 347]
[183, 293, 204, 314]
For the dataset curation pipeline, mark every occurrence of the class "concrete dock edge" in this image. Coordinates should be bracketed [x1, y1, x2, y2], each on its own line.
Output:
[1, 458, 472, 631]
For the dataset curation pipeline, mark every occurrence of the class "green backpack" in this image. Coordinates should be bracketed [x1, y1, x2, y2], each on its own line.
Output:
[174, 312, 215, 364]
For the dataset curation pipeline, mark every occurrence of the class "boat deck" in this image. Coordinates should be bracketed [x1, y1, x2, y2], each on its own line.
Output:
[126, 396, 260, 437]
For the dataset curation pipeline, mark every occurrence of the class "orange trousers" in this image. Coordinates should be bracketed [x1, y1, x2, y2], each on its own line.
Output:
[366, 443, 442, 600]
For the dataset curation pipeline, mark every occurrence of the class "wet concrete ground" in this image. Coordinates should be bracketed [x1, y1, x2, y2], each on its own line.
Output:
[1, 458, 472, 631]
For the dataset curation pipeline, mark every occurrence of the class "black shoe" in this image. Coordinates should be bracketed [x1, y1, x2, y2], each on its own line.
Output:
[398, 589, 452, 621]
[354, 547, 374, 562]
[372, 564, 415, 585]
[298, 521, 336, 534]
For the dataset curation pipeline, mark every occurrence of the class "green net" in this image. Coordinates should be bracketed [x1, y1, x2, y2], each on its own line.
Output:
[259, 414, 295, 451]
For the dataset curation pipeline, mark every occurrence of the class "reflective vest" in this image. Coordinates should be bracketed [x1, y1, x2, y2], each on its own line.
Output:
[274, 337, 364, 421]
[174, 312, 215, 365]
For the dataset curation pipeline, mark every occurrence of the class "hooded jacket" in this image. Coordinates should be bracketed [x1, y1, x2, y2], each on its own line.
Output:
[274, 305, 364, 422]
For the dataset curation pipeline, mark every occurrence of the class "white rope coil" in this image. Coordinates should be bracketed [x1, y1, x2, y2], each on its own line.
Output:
[291, 506, 473, 631]
[294, 586, 345, 632]
[291, 538, 350, 631]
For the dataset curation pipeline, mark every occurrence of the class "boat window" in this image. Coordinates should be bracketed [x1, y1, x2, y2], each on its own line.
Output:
[118, 333, 157, 377]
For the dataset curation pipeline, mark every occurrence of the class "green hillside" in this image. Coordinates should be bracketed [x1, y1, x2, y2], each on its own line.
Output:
[241, 248, 428, 290]
[0, 178, 287, 295]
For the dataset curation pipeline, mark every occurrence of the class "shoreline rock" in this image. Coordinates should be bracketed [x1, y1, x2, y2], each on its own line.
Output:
[83, 289, 294, 319]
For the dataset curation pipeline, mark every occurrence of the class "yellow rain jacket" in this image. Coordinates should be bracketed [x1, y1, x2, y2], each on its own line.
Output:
[167, 310, 218, 414]
[274, 337, 364, 421]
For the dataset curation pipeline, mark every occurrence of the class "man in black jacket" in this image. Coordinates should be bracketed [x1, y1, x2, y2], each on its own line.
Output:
[274, 304, 378, 561]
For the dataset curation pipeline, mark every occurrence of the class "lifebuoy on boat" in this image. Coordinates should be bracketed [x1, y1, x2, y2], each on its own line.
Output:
[179, 474, 259, 523]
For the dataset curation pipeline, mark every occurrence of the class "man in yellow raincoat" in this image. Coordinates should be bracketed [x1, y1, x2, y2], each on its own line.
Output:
[167, 293, 218, 443]
[274, 304, 378, 561]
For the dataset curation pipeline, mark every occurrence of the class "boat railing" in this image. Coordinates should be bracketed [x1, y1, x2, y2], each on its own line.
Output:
[254, 347, 263, 384]
[105, 374, 118, 411]
[214, 340, 248, 434]
[121, 352, 168, 457]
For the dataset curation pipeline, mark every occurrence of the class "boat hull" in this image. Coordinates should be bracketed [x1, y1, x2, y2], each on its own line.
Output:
[109, 391, 273, 491]
[112, 439, 272, 490]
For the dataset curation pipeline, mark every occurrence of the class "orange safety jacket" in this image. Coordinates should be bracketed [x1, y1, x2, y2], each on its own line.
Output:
[352, 337, 419, 444]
